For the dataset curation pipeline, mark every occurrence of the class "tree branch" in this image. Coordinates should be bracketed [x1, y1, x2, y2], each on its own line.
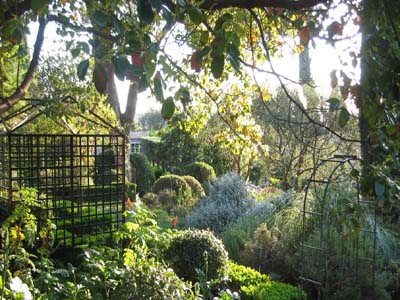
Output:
[202, 0, 329, 10]
[47, 14, 118, 42]
[0, 18, 47, 115]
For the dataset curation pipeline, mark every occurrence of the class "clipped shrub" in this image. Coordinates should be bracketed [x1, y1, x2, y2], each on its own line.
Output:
[186, 173, 255, 234]
[157, 189, 179, 207]
[240, 281, 306, 300]
[130, 153, 155, 196]
[227, 261, 271, 291]
[228, 261, 306, 300]
[182, 175, 205, 199]
[153, 174, 190, 196]
[165, 229, 229, 283]
[184, 162, 216, 191]
[142, 192, 160, 207]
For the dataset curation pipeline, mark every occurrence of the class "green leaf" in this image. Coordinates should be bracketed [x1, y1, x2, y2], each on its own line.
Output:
[77, 59, 90, 80]
[71, 48, 81, 58]
[137, 0, 155, 25]
[177, 0, 186, 7]
[112, 56, 130, 81]
[93, 10, 109, 28]
[162, 97, 175, 120]
[200, 31, 209, 44]
[374, 181, 385, 201]
[188, 7, 205, 25]
[175, 87, 191, 104]
[214, 13, 232, 31]
[211, 55, 225, 79]
[227, 44, 240, 72]
[78, 41, 90, 54]
[93, 62, 108, 94]
[154, 72, 164, 102]
[327, 98, 340, 111]
[139, 76, 149, 93]
[338, 107, 350, 127]
[150, 0, 163, 11]
[112, 16, 125, 35]
[32, 0, 48, 14]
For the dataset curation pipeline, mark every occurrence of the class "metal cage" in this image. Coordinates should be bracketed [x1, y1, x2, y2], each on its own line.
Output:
[0, 133, 126, 248]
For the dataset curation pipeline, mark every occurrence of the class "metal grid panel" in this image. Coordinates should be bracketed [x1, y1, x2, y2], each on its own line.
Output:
[0, 133, 126, 248]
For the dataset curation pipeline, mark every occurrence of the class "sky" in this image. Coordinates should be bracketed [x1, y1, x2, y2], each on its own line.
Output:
[27, 4, 360, 117]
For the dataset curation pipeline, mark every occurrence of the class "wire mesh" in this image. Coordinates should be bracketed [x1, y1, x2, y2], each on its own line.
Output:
[0, 133, 126, 248]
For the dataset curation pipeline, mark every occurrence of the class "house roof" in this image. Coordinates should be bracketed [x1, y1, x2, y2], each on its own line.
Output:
[129, 130, 150, 139]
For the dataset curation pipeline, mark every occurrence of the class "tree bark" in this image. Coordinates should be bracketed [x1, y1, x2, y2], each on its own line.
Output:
[0, 18, 47, 115]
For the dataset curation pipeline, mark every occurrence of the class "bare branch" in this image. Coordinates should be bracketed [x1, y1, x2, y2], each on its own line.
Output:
[0, 18, 47, 115]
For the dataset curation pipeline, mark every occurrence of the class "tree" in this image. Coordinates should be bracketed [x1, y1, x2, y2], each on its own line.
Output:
[137, 109, 165, 131]
[0, 0, 399, 203]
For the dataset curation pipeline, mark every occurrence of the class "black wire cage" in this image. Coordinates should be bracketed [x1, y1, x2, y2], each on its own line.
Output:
[0, 132, 126, 249]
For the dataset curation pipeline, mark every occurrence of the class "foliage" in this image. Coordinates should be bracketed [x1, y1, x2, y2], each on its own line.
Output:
[222, 190, 290, 264]
[158, 115, 203, 173]
[227, 261, 306, 300]
[184, 161, 216, 189]
[164, 229, 229, 283]
[137, 109, 165, 130]
[240, 282, 306, 300]
[152, 174, 196, 208]
[140, 136, 161, 166]
[227, 261, 270, 291]
[187, 173, 255, 234]
[130, 152, 155, 196]
[153, 174, 191, 195]
[182, 175, 206, 200]
[142, 192, 160, 208]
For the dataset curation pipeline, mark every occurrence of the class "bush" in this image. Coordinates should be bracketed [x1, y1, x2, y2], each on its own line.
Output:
[227, 261, 306, 300]
[182, 175, 205, 199]
[130, 153, 155, 196]
[164, 229, 229, 283]
[241, 281, 306, 300]
[142, 192, 160, 207]
[186, 173, 255, 234]
[184, 162, 216, 192]
[153, 174, 190, 196]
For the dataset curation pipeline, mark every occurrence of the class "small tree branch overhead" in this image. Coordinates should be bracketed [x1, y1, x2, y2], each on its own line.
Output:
[0, 18, 47, 115]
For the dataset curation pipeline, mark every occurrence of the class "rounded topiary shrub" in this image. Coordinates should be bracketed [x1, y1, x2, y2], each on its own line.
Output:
[184, 162, 216, 189]
[141, 192, 160, 207]
[131, 153, 155, 196]
[152, 175, 190, 197]
[165, 229, 229, 283]
[182, 175, 205, 199]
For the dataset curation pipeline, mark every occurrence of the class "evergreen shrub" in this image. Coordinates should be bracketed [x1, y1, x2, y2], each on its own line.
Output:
[130, 153, 155, 196]
[227, 261, 306, 300]
[165, 229, 228, 283]
[153, 174, 190, 196]
[184, 162, 216, 191]
[182, 175, 205, 199]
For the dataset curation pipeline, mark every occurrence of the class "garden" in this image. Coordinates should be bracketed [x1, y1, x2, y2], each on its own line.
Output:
[1, 0, 400, 300]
